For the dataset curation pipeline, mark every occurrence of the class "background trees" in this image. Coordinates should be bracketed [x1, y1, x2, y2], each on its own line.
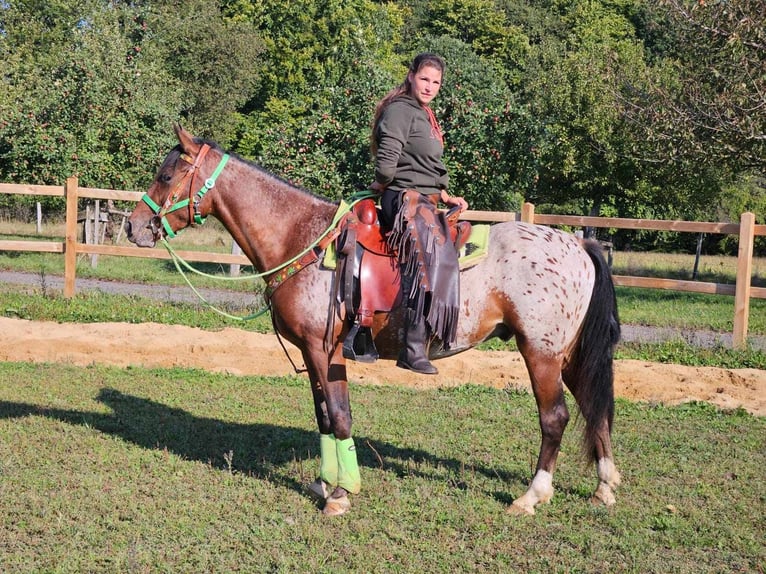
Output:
[1, 0, 763, 252]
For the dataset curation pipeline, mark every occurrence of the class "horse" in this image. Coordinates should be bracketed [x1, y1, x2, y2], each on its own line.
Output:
[126, 125, 622, 517]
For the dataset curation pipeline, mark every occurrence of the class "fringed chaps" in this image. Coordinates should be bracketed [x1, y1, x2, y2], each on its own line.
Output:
[387, 190, 459, 347]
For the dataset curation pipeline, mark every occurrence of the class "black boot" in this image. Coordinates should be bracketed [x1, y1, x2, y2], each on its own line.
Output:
[397, 314, 438, 375]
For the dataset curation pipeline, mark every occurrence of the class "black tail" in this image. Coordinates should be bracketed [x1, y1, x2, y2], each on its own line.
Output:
[565, 239, 621, 462]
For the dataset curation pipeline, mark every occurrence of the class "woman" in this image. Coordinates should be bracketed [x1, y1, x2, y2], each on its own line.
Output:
[370, 52, 468, 375]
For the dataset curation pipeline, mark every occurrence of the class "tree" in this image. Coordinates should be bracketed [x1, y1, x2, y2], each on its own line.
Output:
[0, 0, 263, 210]
[236, 59, 393, 198]
[519, 1, 651, 217]
[143, 0, 263, 145]
[0, 0, 183, 199]
[619, 0, 765, 174]
[228, 0, 405, 196]
[425, 36, 532, 211]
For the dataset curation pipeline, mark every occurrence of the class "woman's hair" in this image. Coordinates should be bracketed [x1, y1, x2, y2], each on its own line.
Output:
[371, 53, 446, 155]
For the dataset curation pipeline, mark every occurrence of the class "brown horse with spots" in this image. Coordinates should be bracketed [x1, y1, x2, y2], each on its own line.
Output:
[126, 125, 621, 516]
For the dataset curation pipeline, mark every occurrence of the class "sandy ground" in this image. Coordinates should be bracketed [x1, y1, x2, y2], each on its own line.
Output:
[0, 317, 763, 416]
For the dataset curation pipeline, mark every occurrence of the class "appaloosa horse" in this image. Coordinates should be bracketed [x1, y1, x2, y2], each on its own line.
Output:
[126, 125, 621, 516]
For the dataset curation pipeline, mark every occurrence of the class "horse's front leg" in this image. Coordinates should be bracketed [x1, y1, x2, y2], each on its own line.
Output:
[304, 346, 360, 517]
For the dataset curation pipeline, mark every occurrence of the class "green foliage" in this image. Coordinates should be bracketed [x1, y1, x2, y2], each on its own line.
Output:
[142, 0, 263, 146]
[236, 60, 391, 198]
[521, 0, 669, 218]
[0, 1, 182, 196]
[426, 36, 529, 211]
[227, 0, 404, 197]
[225, 0, 405, 116]
[623, 0, 766, 174]
[1, 0, 763, 245]
[0, 0, 261, 213]
[0, 288, 273, 333]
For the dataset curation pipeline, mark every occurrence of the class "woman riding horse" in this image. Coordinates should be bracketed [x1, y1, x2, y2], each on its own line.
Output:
[370, 53, 468, 375]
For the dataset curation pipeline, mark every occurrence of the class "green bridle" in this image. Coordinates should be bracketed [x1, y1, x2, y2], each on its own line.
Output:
[141, 143, 230, 239]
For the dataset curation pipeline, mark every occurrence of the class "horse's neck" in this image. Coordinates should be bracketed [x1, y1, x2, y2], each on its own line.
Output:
[212, 161, 338, 272]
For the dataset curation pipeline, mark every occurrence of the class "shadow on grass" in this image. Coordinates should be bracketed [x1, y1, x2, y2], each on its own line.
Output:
[0, 388, 529, 501]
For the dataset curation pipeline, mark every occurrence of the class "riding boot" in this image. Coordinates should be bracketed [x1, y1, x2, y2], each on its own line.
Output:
[397, 312, 438, 375]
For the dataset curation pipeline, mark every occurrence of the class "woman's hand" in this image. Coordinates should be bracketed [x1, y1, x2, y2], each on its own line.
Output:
[440, 190, 468, 212]
[369, 181, 387, 194]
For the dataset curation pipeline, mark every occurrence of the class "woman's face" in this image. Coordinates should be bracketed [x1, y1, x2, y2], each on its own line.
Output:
[408, 64, 443, 106]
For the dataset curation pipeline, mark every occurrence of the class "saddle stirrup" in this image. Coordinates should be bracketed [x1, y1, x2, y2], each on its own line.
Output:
[342, 319, 379, 363]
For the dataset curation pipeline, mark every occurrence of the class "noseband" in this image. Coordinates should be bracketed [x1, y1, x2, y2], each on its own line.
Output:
[141, 144, 230, 239]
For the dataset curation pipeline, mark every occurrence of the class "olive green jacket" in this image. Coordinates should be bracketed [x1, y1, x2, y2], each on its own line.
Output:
[374, 95, 448, 195]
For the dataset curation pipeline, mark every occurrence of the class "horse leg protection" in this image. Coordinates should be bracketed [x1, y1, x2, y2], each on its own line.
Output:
[336, 437, 361, 494]
[319, 433, 338, 486]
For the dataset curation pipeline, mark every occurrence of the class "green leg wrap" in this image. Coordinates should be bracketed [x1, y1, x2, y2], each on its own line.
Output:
[319, 433, 338, 486]
[336, 437, 361, 494]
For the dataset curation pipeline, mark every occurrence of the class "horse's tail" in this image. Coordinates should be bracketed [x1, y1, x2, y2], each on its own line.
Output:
[565, 239, 621, 463]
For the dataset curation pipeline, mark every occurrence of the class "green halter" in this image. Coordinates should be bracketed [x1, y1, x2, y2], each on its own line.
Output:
[141, 144, 230, 238]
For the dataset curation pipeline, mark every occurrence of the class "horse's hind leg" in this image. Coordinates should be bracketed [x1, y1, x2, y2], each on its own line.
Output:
[563, 358, 620, 507]
[588, 419, 621, 506]
[509, 349, 569, 516]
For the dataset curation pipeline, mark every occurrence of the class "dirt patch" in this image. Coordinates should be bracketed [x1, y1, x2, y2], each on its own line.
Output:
[1, 317, 763, 416]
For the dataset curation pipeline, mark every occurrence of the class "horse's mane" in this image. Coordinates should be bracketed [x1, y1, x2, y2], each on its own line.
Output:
[193, 137, 338, 207]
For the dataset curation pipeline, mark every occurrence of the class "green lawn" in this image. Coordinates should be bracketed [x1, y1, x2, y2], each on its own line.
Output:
[0, 363, 763, 573]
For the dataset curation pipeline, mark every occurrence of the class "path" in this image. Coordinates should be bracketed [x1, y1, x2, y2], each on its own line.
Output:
[0, 317, 763, 416]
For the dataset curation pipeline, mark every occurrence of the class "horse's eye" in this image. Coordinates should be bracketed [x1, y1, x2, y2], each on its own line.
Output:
[160, 173, 173, 184]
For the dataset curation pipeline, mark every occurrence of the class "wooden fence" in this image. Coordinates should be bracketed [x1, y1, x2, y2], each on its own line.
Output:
[1, 178, 764, 348]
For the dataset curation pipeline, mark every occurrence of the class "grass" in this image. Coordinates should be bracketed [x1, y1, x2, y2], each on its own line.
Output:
[1, 222, 764, 572]
[0, 363, 763, 573]
[616, 287, 766, 333]
[0, 218, 262, 292]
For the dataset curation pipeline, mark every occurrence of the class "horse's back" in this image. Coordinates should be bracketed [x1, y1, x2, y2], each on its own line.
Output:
[458, 222, 597, 353]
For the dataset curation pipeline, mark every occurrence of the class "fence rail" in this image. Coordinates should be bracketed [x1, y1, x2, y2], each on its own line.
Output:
[1, 179, 764, 348]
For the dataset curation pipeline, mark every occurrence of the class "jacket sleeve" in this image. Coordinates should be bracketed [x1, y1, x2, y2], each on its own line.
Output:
[374, 105, 411, 186]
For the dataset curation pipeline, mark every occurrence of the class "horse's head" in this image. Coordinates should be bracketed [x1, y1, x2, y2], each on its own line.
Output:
[126, 124, 229, 247]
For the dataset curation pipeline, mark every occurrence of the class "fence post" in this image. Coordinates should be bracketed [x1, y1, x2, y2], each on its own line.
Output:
[230, 241, 242, 276]
[64, 176, 78, 298]
[733, 212, 755, 349]
[521, 202, 535, 223]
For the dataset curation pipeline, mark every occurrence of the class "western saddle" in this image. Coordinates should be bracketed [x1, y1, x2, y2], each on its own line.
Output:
[338, 197, 471, 362]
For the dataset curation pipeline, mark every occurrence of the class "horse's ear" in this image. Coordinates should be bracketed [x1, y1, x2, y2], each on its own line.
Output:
[174, 123, 201, 155]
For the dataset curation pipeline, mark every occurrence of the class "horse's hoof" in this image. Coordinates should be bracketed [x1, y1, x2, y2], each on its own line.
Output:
[322, 494, 351, 517]
[507, 501, 535, 516]
[306, 479, 331, 503]
[591, 482, 617, 507]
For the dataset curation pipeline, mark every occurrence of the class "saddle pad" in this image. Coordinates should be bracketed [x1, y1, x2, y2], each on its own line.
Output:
[458, 224, 490, 269]
[322, 223, 491, 270]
